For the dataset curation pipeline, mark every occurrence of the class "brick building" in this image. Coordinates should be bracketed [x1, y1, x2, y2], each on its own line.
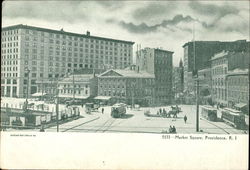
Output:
[183, 40, 249, 92]
[136, 47, 173, 105]
[227, 69, 249, 114]
[97, 67, 155, 106]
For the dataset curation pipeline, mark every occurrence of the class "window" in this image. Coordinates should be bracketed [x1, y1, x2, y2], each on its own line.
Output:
[32, 73, 36, 77]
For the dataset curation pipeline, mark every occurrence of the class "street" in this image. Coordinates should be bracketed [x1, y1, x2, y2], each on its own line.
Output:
[1, 97, 247, 134]
[46, 105, 247, 134]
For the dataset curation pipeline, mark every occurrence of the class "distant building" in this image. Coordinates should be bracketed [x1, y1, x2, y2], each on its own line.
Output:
[210, 51, 230, 106]
[35, 68, 103, 98]
[57, 74, 97, 100]
[136, 47, 173, 105]
[97, 67, 155, 106]
[211, 51, 250, 106]
[172, 59, 184, 99]
[1, 24, 134, 98]
[197, 67, 212, 105]
[183, 40, 250, 92]
[226, 69, 249, 114]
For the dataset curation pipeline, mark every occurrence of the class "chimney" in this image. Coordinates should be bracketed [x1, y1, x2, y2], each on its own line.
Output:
[86, 31, 90, 36]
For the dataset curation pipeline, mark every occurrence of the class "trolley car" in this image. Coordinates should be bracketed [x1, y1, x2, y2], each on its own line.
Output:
[201, 105, 217, 121]
[221, 108, 246, 129]
[111, 103, 126, 118]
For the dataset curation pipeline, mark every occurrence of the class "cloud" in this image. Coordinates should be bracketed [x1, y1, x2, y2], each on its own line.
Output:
[95, 1, 125, 9]
[2, 1, 89, 23]
[117, 14, 197, 34]
[189, 1, 239, 17]
[132, 2, 176, 20]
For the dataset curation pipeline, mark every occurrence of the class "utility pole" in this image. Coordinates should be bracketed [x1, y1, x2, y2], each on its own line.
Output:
[25, 68, 30, 113]
[72, 72, 75, 104]
[56, 77, 59, 132]
[131, 82, 135, 109]
[193, 21, 199, 132]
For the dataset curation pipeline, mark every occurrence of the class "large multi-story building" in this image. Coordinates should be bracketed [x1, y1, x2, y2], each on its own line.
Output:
[97, 66, 155, 106]
[183, 40, 249, 92]
[136, 48, 173, 105]
[226, 69, 249, 114]
[1, 24, 134, 98]
[211, 51, 249, 106]
[210, 51, 229, 106]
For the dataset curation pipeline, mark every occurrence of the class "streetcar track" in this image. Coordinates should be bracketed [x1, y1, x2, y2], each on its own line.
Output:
[200, 118, 230, 134]
[62, 117, 100, 132]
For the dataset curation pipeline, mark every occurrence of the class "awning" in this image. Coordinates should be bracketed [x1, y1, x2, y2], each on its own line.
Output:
[235, 103, 247, 108]
[94, 96, 111, 100]
[32, 92, 47, 97]
[58, 94, 89, 99]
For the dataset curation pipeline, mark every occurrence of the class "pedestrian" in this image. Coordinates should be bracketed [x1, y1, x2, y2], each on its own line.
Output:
[172, 126, 176, 133]
[102, 108, 104, 114]
[169, 125, 173, 133]
[40, 125, 45, 132]
[184, 115, 187, 123]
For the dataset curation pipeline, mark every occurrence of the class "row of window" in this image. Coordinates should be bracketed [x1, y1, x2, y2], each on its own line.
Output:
[60, 89, 88, 95]
[211, 58, 227, 67]
[212, 66, 227, 75]
[2, 42, 19, 48]
[1, 36, 19, 42]
[2, 48, 19, 54]
[24, 29, 130, 46]
[228, 77, 248, 86]
[2, 29, 19, 35]
[61, 84, 89, 88]
[2, 66, 18, 71]
[212, 78, 225, 86]
[1, 73, 18, 77]
[1, 60, 18, 65]
[1, 79, 17, 84]
[1, 54, 19, 60]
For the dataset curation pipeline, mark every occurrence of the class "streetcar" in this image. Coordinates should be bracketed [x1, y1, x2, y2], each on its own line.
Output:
[221, 108, 246, 129]
[201, 105, 217, 121]
[111, 103, 126, 118]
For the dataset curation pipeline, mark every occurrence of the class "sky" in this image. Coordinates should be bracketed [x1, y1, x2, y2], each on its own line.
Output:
[2, 1, 250, 66]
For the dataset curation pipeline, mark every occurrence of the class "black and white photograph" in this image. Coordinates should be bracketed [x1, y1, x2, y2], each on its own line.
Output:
[1, 0, 249, 169]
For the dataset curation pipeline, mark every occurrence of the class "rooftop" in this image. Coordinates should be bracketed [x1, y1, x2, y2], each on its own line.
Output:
[98, 69, 155, 78]
[59, 74, 95, 83]
[210, 50, 229, 60]
[182, 39, 248, 48]
[227, 68, 249, 76]
[2, 24, 134, 44]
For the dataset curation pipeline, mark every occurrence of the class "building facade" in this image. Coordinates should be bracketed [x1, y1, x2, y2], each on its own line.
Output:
[136, 47, 173, 105]
[57, 74, 97, 100]
[227, 69, 249, 106]
[227, 69, 249, 111]
[210, 51, 229, 106]
[183, 40, 250, 92]
[97, 68, 155, 106]
[1, 24, 134, 98]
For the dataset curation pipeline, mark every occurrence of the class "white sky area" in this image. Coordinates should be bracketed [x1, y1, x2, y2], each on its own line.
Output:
[2, 1, 249, 66]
